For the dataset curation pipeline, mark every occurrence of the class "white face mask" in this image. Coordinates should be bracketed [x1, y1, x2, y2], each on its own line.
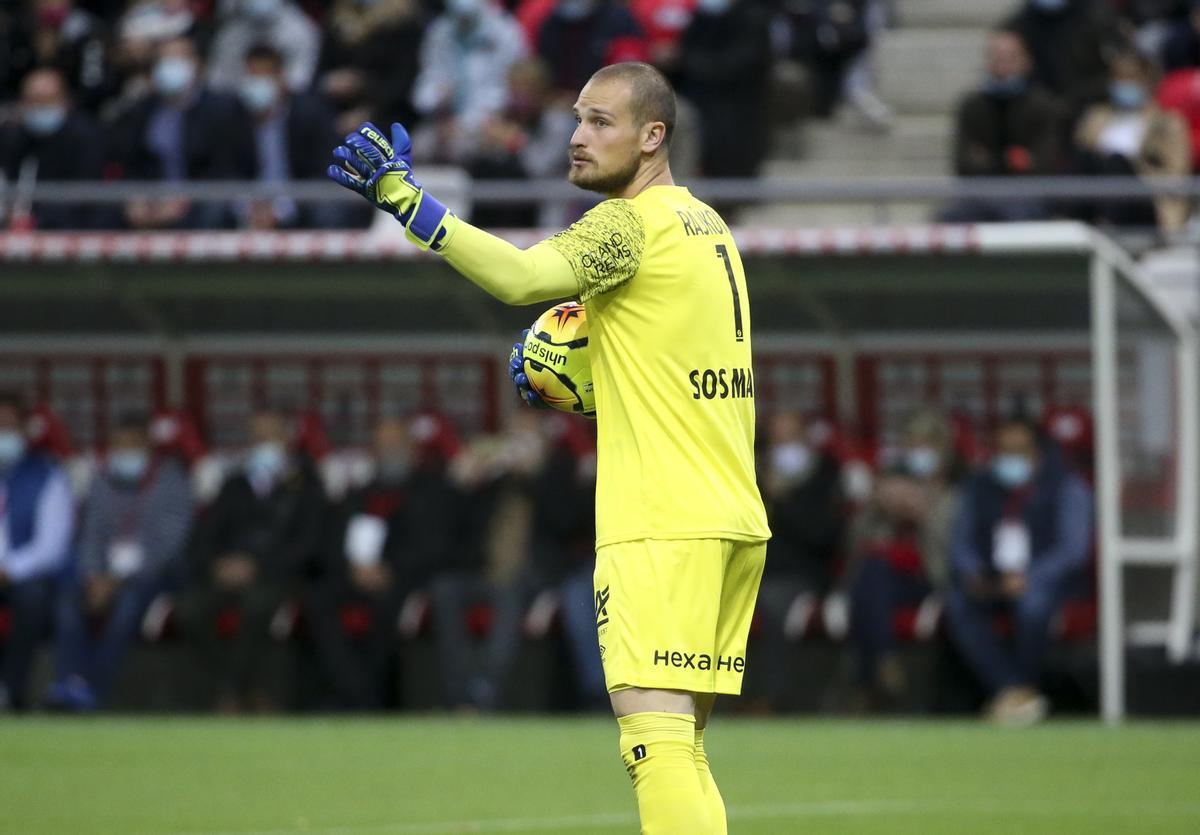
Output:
[239, 75, 280, 113]
[243, 0, 284, 20]
[904, 446, 941, 479]
[247, 441, 287, 479]
[447, 0, 483, 17]
[109, 449, 150, 483]
[0, 430, 27, 468]
[770, 441, 812, 479]
[153, 57, 196, 96]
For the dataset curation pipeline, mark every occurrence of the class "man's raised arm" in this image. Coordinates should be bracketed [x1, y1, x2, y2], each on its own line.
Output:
[327, 122, 580, 306]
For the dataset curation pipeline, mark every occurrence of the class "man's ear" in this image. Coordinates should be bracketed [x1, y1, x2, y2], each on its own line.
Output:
[641, 121, 666, 155]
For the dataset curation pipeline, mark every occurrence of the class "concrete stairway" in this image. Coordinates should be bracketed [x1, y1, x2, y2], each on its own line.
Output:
[746, 0, 1022, 226]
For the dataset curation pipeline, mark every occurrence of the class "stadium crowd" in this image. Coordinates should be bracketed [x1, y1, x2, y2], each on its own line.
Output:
[0, 386, 1094, 724]
[0, 0, 1195, 232]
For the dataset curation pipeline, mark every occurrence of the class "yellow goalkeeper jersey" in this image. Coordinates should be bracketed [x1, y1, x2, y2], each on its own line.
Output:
[539, 185, 771, 548]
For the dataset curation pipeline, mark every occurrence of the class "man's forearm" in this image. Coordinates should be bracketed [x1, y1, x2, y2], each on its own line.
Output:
[440, 220, 580, 306]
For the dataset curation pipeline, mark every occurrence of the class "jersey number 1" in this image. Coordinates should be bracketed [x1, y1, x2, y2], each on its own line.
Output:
[715, 244, 744, 342]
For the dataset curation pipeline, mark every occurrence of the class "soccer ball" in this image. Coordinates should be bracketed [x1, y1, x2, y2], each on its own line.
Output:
[518, 302, 595, 417]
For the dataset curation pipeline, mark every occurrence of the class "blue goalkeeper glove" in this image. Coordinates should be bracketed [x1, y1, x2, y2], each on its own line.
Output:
[327, 121, 455, 251]
[508, 331, 548, 410]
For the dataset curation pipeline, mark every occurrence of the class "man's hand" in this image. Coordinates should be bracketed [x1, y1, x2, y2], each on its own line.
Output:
[508, 331, 548, 410]
[327, 121, 454, 251]
[85, 575, 119, 614]
[214, 554, 257, 590]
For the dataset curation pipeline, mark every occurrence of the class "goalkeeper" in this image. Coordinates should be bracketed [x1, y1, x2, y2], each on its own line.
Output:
[329, 61, 769, 835]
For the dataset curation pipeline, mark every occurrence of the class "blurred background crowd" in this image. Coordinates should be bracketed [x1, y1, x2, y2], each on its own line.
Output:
[0, 388, 1096, 725]
[0, 0, 1196, 233]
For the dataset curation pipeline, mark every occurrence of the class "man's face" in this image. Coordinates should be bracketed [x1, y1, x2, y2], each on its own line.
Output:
[111, 426, 149, 455]
[995, 424, 1039, 467]
[249, 412, 288, 446]
[242, 57, 284, 113]
[987, 33, 1029, 82]
[768, 412, 804, 447]
[373, 418, 410, 460]
[568, 77, 644, 195]
[21, 70, 68, 112]
[0, 405, 21, 433]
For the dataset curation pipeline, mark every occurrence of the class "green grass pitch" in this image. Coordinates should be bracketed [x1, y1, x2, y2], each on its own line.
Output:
[2, 717, 1199, 834]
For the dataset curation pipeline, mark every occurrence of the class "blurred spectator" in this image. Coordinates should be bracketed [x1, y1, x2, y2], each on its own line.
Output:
[0, 0, 112, 112]
[45, 412, 193, 711]
[236, 43, 350, 229]
[1004, 0, 1123, 116]
[0, 67, 106, 229]
[410, 0, 528, 164]
[628, 0, 695, 70]
[307, 416, 415, 710]
[207, 0, 320, 93]
[945, 415, 1093, 726]
[107, 1, 212, 120]
[845, 408, 961, 709]
[1115, 0, 1192, 62]
[1162, 0, 1200, 70]
[1073, 48, 1193, 233]
[466, 58, 575, 227]
[676, 0, 772, 178]
[1156, 67, 1200, 168]
[753, 412, 846, 712]
[0, 392, 74, 711]
[940, 29, 1065, 222]
[776, 0, 892, 129]
[176, 406, 325, 712]
[317, 0, 424, 134]
[536, 0, 646, 97]
[469, 413, 603, 711]
[108, 34, 255, 229]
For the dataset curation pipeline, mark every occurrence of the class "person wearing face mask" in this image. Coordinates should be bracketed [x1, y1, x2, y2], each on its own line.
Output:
[1073, 48, 1193, 234]
[676, 0, 771, 181]
[0, 67, 105, 230]
[1005, 0, 1123, 118]
[44, 413, 193, 712]
[108, 34, 256, 230]
[236, 43, 347, 229]
[317, 0, 425, 138]
[843, 408, 962, 711]
[939, 30, 1065, 223]
[175, 406, 326, 712]
[457, 412, 603, 712]
[408, 0, 529, 164]
[306, 415, 454, 710]
[750, 412, 845, 712]
[207, 0, 320, 93]
[944, 415, 1093, 727]
[0, 0, 113, 110]
[466, 58, 578, 227]
[0, 393, 74, 711]
[536, 0, 647, 97]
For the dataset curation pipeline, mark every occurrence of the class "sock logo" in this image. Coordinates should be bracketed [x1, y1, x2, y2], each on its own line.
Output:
[632, 744, 647, 762]
[595, 586, 610, 628]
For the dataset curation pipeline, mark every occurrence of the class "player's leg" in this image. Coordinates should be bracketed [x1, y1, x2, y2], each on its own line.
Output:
[610, 686, 710, 834]
[596, 540, 726, 834]
[704, 539, 769, 834]
[692, 692, 727, 835]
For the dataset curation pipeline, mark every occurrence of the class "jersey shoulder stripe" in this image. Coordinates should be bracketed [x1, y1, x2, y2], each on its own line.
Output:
[543, 198, 645, 302]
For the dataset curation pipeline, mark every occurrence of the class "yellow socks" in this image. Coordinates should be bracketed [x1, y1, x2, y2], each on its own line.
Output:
[618, 711, 712, 834]
[694, 728, 728, 835]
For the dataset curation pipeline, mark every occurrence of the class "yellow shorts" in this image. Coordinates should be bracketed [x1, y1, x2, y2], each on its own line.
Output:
[594, 538, 767, 696]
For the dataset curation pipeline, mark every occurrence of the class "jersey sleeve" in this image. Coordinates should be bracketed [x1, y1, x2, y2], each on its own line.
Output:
[539, 198, 645, 302]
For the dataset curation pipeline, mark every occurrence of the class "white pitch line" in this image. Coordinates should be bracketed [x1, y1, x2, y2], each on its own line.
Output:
[173, 799, 921, 835]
